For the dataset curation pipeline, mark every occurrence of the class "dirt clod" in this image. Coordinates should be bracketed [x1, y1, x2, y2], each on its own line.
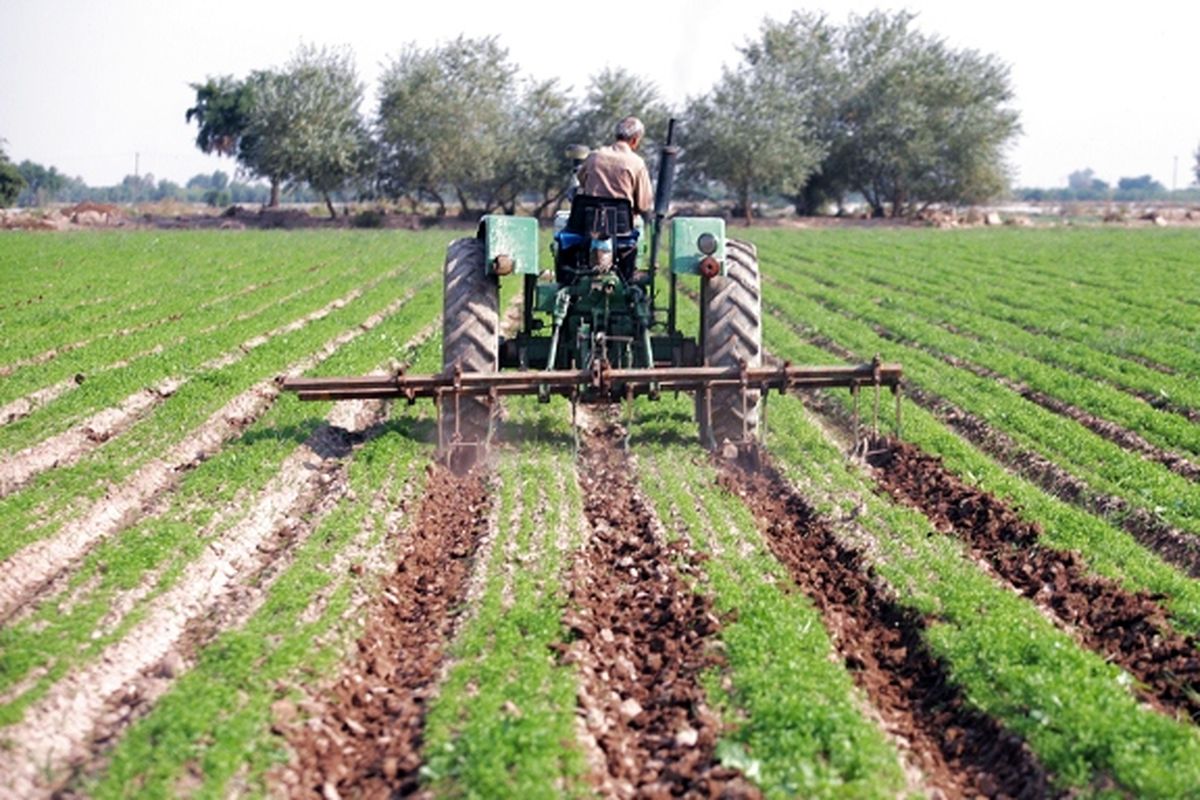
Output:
[869, 438, 1200, 723]
[718, 452, 1051, 798]
[565, 421, 759, 798]
[284, 467, 490, 798]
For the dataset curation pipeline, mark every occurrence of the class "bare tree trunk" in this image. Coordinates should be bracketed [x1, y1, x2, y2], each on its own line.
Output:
[534, 186, 568, 219]
[455, 187, 474, 219]
[741, 185, 753, 225]
[324, 192, 336, 219]
[269, 178, 281, 208]
[424, 187, 446, 218]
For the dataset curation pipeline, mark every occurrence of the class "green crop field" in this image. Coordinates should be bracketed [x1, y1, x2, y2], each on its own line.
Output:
[1, 226, 1198, 798]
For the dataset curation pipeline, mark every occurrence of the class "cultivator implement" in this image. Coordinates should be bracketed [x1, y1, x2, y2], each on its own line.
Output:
[283, 356, 902, 456]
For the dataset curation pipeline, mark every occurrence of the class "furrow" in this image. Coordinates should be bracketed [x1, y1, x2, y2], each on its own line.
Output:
[799, 332, 1200, 579]
[0, 285, 368, 497]
[876, 324, 1200, 481]
[0, 400, 385, 799]
[0, 291, 415, 621]
[282, 467, 492, 797]
[718, 452, 1052, 798]
[0, 376, 82, 427]
[563, 415, 757, 798]
[868, 439, 1200, 723]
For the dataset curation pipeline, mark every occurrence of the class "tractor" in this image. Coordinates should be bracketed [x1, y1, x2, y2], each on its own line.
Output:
[283, 120, 901, 466]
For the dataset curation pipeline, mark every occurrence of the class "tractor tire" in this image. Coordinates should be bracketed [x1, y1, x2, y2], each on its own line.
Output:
[698, 237, 762, 448]
[440, 237, 498, 467]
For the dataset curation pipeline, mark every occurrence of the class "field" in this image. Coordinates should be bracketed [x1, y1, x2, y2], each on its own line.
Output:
[1, 226, 1198, 798]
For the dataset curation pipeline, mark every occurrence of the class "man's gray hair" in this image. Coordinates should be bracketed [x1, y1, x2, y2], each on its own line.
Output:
[615, 116, 645, 143]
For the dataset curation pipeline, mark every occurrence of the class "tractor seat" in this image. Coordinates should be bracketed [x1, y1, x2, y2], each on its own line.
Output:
[564, 195, 635, 238]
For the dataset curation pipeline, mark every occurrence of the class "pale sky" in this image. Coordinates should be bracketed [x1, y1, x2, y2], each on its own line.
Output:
[1, 0, 1197, 190]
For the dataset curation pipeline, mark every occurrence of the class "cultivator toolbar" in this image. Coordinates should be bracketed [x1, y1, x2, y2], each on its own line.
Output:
[282, 355, 902, 455]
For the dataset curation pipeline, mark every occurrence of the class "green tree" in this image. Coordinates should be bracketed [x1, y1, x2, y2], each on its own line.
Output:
[571, 68, 670, 151]
[0, 140, 24, 208]
[16, 160, 67, 206]
[376, 36, 518, 217]
[509, 78, 577, 217]
[685, 14, 830, 222]
[185, 74, 287, 205]
[833, 11, 1019, 216]
[185, 76, 253, 157]
[243, 46, 369, 217]
[1194, 143, 1200, 186]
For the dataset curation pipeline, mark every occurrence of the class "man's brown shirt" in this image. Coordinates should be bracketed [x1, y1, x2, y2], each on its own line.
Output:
[576, 141, 653, 215]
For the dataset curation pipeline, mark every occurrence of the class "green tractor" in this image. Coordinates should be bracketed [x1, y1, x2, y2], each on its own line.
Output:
[284, 120, 900, 465]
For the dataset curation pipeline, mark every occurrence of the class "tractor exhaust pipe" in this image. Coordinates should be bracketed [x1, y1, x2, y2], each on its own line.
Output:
[649, 118, 680, 331]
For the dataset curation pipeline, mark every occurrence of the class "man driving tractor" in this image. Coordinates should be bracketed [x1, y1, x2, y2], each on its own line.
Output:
[576, 115, 654, 220]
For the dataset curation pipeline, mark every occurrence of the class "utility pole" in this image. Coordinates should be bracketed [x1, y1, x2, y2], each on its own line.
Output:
[1173, 156, 1178, 192]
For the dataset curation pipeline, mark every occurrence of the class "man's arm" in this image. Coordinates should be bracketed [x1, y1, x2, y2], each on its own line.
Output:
[633, 164, 653, 216]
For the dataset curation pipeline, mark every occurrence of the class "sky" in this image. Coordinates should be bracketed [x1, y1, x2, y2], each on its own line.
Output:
[1, 0, 1198, 190]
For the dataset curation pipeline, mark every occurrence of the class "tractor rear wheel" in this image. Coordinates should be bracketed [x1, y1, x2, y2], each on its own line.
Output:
[440, 237, 498, 468]
[698, 238, 762, 448]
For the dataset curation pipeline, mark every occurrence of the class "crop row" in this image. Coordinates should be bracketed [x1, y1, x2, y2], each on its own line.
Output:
[754, 229, 1200, 396]
[756, 237, 1200, 459]
[754, 265, 1200, 545]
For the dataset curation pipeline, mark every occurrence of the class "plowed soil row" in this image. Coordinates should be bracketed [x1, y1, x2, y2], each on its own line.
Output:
[928, 394, 1200, 578]
[282, 467, 491, 798]
[890, 330, 1200, 481]
[798, 331, 1200, 578]
[867, 440, 1200, 722]
[717, 453, 1051, 798]
[564, 420, 757, 798]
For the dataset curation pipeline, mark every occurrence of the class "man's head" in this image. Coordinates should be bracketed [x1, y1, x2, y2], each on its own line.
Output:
[614, 116, 645, 149]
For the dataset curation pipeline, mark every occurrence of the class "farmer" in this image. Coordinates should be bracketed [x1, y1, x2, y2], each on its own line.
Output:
[576, 115, 654, 219]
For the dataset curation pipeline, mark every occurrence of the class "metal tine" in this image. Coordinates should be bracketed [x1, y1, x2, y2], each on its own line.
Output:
[624, 385, 634, 451]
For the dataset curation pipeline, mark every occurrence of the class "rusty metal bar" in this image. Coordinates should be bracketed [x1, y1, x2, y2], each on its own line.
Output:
[283, 362, 902, 402]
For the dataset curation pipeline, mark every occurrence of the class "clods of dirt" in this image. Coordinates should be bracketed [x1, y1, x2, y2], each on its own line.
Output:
[562, 421, 759, 798]
[868, 439, 1200, 723]
[718, 452, 1051, 799]
[282, 466, 490, 798]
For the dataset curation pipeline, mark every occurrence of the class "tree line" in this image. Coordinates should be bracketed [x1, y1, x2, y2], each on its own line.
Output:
[6, 11, 1200, 217]
[182, 11, 1023, 221]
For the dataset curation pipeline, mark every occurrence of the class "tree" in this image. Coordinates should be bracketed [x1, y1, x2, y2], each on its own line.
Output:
[685, 66, 823, 223]
[0, 140, 24, 208]
[16, 160, 66, 206]
[244, 46, 370, 217]
[376, 36, 518, 217]
[831, 11, 1019, 216]
[186, 76, 253, 157]
[1195, 143, 1200, 186]
[1117, 174, 1164, 192]
[506, 78, 577, 217]
[571, 68, 670, 151]
[685, 14, 831, 222]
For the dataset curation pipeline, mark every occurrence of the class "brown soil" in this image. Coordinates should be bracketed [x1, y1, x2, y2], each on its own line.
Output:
[868, 439, 1200, 723]
[931, 397, 1200, 579]
[561, 418, 757, 798]
[280, 466, 491, 798]
[796, 329, 1200, 579]
[717, 452, 1052, 798]
[883, 329, 1200, 482]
